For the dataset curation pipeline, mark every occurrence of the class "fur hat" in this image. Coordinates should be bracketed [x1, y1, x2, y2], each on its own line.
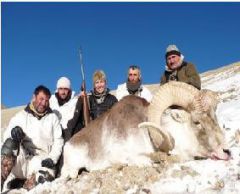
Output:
[93, 70, 106, 84]
[165, 44, 181, 59]
[57, 77, 71, 89]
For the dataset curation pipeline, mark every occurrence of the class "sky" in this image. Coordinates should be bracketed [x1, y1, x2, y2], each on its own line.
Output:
[1, 2, 240, 108]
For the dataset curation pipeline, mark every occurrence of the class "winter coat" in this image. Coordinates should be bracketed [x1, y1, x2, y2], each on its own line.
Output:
[3, 106, 63, 182]
[89, 89, 118, 120]
[49, 91, 78, 129]
[160, 61, 201, 90]
[67, 89, 118, 136]
[116, 83, 153, 103]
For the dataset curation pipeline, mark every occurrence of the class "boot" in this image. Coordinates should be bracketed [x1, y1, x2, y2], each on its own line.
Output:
[37, 170, 55, 184]
[1, 138, 19, 191]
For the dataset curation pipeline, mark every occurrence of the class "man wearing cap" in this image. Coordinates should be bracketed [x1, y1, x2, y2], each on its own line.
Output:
[116, 65, 152, 103]
[49, 77, 78, 142]
[160, 44, 201, 90]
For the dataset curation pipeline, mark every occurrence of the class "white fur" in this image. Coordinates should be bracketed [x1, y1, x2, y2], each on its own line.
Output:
[61, 143, 90, 179]
[61, 124, 154, 178]
[101, 127, 154, 167]
[161, 110, 200, 160]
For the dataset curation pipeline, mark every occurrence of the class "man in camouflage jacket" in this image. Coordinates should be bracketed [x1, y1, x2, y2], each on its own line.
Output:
[160, 44, 201, 90]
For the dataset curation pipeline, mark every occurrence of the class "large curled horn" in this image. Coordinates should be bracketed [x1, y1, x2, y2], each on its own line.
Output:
[148, 81, 200, 125]
[138, 81, 200, 153]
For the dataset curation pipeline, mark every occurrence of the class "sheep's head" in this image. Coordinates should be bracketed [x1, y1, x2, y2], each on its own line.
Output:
[190, 90, 230, 160]
[147, 81, 230, 161]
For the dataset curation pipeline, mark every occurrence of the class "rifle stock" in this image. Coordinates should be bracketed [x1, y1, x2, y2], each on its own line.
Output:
[79, 48, 91, 126]
[81, 81, 90, 126]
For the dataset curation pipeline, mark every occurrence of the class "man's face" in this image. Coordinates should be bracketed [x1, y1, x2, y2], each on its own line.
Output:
[94, 79, 106, 94]
[167, 54, 181, 70]
[57, 88, 70, 100]
[128, 68, 140, 84]
[32, 91, 50, 113]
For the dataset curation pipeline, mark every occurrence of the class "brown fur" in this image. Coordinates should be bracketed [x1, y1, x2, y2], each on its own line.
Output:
[71, 95, 149, 159]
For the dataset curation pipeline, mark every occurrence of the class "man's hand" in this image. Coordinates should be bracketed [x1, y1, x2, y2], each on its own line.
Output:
[41, 158, 54, 169]
[11, 126, 25, 142]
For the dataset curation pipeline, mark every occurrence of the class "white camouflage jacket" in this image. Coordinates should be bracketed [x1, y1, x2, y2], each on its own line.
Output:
[49, 91, 78, 129]
[116, 83, 153, 103]
[3, 108, 63, 164]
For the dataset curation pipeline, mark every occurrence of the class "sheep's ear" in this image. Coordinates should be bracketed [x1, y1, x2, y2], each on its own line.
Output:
[138, 122, 175, 153]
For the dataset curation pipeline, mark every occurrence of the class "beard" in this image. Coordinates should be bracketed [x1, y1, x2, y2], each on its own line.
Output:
[127, 80, 142, 94]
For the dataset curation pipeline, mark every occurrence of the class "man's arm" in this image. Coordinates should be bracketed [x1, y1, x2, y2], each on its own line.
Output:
[116, 83, 129, 101]
[185, 63, 201, 90]
[160, 73, 167, 85]
[47, 115, 64, 164]
[66, 97, 84, 136]
[3, 112, 24, 142]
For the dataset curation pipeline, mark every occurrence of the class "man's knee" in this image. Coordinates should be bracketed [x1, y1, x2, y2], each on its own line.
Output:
[1, 138, 20, 186]
[1, 138, 20, 157]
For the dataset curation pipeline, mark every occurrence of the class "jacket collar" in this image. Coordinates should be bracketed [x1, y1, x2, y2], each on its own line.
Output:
[25, 102, 52, 120]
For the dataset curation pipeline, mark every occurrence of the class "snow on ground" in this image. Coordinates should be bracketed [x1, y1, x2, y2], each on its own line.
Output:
[149, 98, 240, 194]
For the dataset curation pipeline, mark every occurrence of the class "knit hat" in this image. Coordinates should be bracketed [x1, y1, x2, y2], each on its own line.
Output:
[57, 77, 71, 89]
[93, 70, 106, 84]
[165, 44, 181, 59]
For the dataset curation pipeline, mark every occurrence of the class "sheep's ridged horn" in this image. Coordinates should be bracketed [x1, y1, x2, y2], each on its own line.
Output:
[148, 81, 200, 125]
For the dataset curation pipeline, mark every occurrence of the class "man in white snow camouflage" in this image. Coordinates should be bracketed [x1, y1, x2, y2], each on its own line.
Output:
[1, 85, 63, 191]
[116, 65, 152, 103]
[49, 76, 78, 142]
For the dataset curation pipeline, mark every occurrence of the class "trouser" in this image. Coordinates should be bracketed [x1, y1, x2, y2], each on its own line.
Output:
[55, 129, 70, 178]
[55, 128, 73, 177]
[1, 138, 19, 191]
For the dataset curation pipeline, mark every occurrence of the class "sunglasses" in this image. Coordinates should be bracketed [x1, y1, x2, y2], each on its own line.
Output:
[129, 65, 140, 70]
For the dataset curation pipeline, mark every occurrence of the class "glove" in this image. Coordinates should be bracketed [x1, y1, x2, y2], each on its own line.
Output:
[41, 158, 55, 169]
[11, 126, 25, 142]
[21, 138, 38, 157]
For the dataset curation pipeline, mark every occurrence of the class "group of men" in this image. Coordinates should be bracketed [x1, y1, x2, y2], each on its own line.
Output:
[1, 44, 201, 191]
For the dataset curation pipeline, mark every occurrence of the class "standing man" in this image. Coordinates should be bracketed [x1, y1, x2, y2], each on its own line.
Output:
[1, 85, 63, 191]
[116, 65, 152, 102]
[49, 76, 78, 142]
[160, 44, 201, 89]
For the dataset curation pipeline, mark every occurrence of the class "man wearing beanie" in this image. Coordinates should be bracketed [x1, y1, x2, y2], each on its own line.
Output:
[49, 77, 79, 178]
[116, 65, 152, 102]
[49, 76, 78, 141]
[160, 44, 201, 90]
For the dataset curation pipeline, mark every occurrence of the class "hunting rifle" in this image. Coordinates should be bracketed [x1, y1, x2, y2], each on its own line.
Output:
[79, 48, 90, 126]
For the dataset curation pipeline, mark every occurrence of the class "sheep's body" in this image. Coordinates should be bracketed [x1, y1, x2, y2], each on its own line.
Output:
[61, 81, 227, 179]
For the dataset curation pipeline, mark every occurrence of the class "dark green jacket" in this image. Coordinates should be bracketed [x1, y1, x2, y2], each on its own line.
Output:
[160, 61, 201, 90]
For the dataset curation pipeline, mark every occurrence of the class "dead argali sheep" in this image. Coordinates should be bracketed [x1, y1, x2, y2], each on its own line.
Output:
[61, 81, 230, 179]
